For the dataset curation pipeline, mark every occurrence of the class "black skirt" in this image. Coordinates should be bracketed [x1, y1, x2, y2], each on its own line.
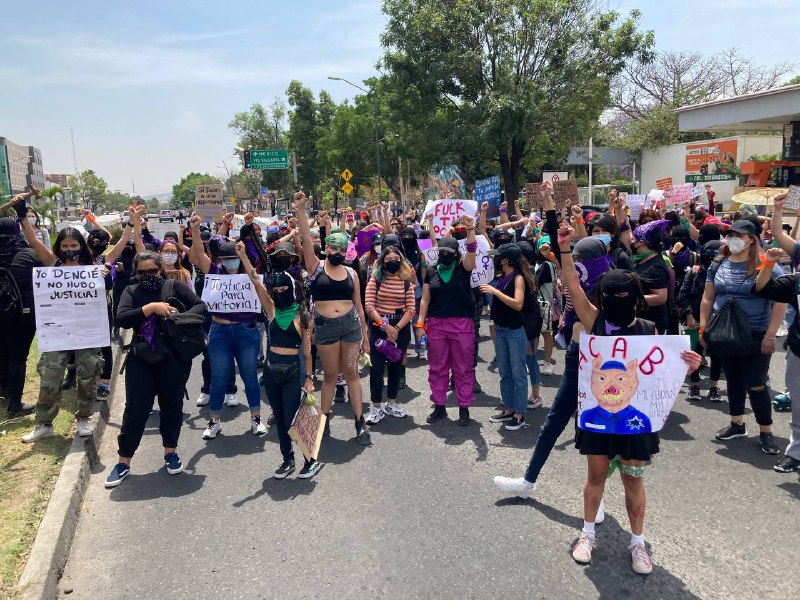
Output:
[575, 428, 660, 461]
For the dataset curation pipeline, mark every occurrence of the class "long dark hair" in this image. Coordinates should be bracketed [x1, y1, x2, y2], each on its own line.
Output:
[374, 245, 414, 283]
[507, 254, 536, 294]
[54, 227, 94, 265]
[271, 271, 310, 329]
[239, 223, 270, 271]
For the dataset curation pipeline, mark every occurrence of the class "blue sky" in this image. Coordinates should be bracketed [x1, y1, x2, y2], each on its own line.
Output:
[0, 0, 796, 195]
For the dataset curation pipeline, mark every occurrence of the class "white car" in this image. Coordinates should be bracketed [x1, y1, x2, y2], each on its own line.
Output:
[159, 210, 174, 223]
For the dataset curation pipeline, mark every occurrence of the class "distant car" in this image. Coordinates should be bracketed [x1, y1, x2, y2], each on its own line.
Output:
[121, 211, 130, 221]
[159, 210, 174, 223]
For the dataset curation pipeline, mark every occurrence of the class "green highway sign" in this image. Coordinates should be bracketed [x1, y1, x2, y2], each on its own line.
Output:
[244, 149, 289, 170]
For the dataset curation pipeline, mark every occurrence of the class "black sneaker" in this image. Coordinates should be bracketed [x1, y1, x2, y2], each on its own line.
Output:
[458, 407, 470, 426]
[774, 455, 800, 473]
[707, 387, 722, 402]
[355, 416, 371, 445]
[298, 458, 324, 479]
[505, 416, 526, 431]
[715, 422, 747, 440]
[688, 385, 701, 401]
[273, 458, 295, 479]
[759, 432, 780, 455]
[489, 411, 514, 423]
[267, 412, 277, 426]
[7, 402, 34, 416]
[334, 385, 346, 403]
[427, 404, 446, 423]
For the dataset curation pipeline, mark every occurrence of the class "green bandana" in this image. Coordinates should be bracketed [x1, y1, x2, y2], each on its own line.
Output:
[273, 303, 300, 330]
[632, 250, 657, 262]
[325, 232, 349, 250]
[437, 261, 456, 283]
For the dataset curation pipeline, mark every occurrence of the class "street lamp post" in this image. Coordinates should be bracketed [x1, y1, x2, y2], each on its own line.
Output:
[328, 76, 381, 203]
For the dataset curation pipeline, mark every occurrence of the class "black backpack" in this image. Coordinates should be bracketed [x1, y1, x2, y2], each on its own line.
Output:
[522, 286, 544, 340]
[0, 266, 23, 322]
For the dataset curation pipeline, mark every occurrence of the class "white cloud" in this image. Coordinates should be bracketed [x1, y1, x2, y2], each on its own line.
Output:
[156, 28, 249, 44]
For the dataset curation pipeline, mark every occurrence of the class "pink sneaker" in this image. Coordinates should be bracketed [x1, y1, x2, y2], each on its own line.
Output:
[572, 532, 595, 564]
[629, 542, 653, 574]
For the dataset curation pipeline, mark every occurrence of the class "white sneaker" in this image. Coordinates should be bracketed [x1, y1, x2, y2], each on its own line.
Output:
[629, 542, 653, 574]
[366, 406, 385, 425]
[75, 418, 92, 437]
[596, 500, 605, 524]
[196, 393, 210, 406]
[21, 423, 54, 443]
[202, 419, 222, 439]
[527, 394, 543, 409]
[225, 393, 239, 407]
[572, 532, 595, 564]
[251, 416, 267, 435]
[384, 402, 407, 418]
[493, 476, 535, 498]
[541, 363, 554, 376]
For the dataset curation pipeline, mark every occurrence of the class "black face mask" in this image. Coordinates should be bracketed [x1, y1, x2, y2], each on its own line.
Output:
[271, 255, 292, 272]
[61, 249, 81, 262]
[453, 231, 467, 241]
[493, 257, 504, 271]
[438, 253, 456, 266]
[384, 261, 401, 274]
[326, 252, 345, 266]
[92, 242, 109, 256]
[599, 272, 641, 326]
[139, 274, 163, 292]
[274, 288, 295, 309]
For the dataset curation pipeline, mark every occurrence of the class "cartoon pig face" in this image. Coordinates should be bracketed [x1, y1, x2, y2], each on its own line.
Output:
[590, 355, 639, 413]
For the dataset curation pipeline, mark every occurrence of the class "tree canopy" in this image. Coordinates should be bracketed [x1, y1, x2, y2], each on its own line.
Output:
[171, 172, 222, 209]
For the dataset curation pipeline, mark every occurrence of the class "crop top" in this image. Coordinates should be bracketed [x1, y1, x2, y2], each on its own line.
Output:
[268, 318, 302, 349]
[309, 263, 355, 302]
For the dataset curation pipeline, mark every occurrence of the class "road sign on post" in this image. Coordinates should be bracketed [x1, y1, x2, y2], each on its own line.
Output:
[341, 182, 354, 196]
[341, 168, 352, 182]
[244, 150, 289, 170]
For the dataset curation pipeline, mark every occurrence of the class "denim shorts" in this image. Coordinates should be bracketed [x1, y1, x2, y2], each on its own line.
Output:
[313, 308, 363, 345]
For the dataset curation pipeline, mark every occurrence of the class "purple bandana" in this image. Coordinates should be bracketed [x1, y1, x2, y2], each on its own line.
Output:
[493, 270, 519, 291]
[141, 315, 158, 350]
[633, 219, 670, 246]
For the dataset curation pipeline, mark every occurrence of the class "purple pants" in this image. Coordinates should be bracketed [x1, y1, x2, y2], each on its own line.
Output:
[427, 317, 475, 408]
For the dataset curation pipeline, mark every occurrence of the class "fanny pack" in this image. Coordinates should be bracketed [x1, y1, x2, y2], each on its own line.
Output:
[265, 361, 299, 384]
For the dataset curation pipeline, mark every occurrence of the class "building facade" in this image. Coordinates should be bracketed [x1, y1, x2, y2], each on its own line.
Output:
[0, 137, 46, 196]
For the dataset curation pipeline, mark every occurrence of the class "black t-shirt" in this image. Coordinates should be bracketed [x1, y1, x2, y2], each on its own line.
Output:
[753, 273, 800, 357]
[535, 260, 554, 288]
[634, 256, 671, 332]
[1, 247, 42, 313]
[425, 262, 474, 318]
[490, 274, 523, 329]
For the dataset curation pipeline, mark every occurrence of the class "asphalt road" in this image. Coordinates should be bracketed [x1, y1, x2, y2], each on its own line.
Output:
[58, 221, 800, 599]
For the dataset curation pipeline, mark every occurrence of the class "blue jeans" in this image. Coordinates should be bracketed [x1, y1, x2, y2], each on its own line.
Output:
[526, 339, 541, 388]
[208, 321, 262, 415]
[524, 342, 579, 483]
[494, 326, 528, 414]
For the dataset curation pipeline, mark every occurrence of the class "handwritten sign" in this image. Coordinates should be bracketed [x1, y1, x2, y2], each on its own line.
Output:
[655, 177, 673, 191]
[195, 184, 225, 223]
[422, 235, 492, 288]
[553, 180, 579, 210]
[289, 400, 326, 461]
[201, 274, 261, 313]
[33, 266, 111, 352]
[664, 183, 692, 206]
[422, 198, 478, 238]
[577, 333, 689, 434]
[626, 194, 646, 221]
[785, 185, 800, 211]
[526, 183, 541, 210]
[474, 175, 502, 218]
[690, 184, 706, 199]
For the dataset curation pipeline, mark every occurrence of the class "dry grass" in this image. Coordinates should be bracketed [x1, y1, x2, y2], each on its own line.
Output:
[0, 340, 74, 599]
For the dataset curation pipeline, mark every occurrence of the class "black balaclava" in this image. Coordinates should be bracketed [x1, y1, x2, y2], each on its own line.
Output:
[88, 229, 111, 258]
[598, 270, 641, 327]
[700, 240, 723, 269]
[698, 223, 722, 246]
[271, 272, 297, 309]
[400, 227, 420, 265]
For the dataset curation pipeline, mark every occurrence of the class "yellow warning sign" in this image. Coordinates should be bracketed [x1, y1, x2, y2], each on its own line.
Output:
[341, 168, 353, 182]
[341, 182, 354, 195]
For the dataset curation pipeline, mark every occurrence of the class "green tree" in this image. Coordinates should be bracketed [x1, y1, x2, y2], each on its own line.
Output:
[69, 169, 108, 210]
[145, 198, 161, 214]
[33, 185, 61, 232]
[171, 172, 222, 209]
[784, 75, 800, 86]
[381, 0, 653, 203]
[287, 81, 324, 191]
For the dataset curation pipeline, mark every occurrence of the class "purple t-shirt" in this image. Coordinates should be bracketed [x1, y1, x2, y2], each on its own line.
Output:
[206, 263, 259, 323]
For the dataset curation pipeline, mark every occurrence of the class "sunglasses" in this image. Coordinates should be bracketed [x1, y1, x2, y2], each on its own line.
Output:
[136, 268, 160, 276]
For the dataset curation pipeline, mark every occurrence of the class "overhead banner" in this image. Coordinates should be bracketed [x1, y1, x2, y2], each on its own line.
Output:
[422, 198, 478, 238]
[577, 333, 690, 434]
[426, 164, 466, 201]
[33, 266, 111, 352]
[195, 184, 225, 223]
[474, 175, 502, 219]
[422, 234, 492, 288]
[201, 274, 261, 313]
[685, 140, 738, 183]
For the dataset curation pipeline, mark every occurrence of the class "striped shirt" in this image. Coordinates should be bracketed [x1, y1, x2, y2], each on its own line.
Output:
[365, 275, 416, 315]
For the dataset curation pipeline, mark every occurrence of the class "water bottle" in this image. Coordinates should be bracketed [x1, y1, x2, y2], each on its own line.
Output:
[420, 334, 427, 352]
[375, 338, 403, 362]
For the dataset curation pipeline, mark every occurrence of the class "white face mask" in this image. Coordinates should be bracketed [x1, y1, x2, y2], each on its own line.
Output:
[161, 252, 178, 265]
[28, 216, 38, 226]
[726, 236, 747, 254]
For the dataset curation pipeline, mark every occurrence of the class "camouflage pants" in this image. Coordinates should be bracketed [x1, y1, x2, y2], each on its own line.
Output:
[35, 348, 103, 424]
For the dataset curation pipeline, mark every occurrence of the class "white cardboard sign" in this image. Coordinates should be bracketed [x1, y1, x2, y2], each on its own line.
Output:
[201, 274, 261, 313]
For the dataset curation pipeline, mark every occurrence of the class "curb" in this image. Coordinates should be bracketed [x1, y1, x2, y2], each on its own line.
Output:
[17, 333, 129, 600]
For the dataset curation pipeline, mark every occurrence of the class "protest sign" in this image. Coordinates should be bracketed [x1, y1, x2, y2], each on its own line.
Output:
[417, 238, 433, 251]
[289, 399, 326, 461]
[355, 226, 381, 255]
[422, 198, 478, 238]
[474, 175, 502, 218]
[626, 194, 646, 221]
[784, 185, 800, 211]
[664, 183, 692, 206]
[655, 177, 673, 191]
[33, 266, 111, 352]
[526, 183, 541, 210]
[553, 180, 579, 210]
[426, 164, 466, 200]
[422, 235, 492, 288]
[201, 274, 261, 313]
[577, 333, 690, 434]
[195, 184, 225, 222]
[690, 184, 705, 199]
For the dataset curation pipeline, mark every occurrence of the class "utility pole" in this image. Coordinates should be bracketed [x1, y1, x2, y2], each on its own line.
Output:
[588, 137, 594, 205]
[398, 157, 404, 213]
[292, 151, 298, 190]
[70, 128, 78, 175]
[374, 101, 381, 204]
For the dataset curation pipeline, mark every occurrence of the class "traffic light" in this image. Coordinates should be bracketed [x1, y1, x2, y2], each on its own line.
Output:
[243, 150, 251, 169]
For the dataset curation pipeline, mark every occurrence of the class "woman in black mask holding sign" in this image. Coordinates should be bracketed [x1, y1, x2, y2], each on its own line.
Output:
[555, 224, 700, 574]
[235, 242, 321, 479]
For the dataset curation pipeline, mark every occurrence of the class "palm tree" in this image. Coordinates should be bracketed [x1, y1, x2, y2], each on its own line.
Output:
[34, 186, 63, 233]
